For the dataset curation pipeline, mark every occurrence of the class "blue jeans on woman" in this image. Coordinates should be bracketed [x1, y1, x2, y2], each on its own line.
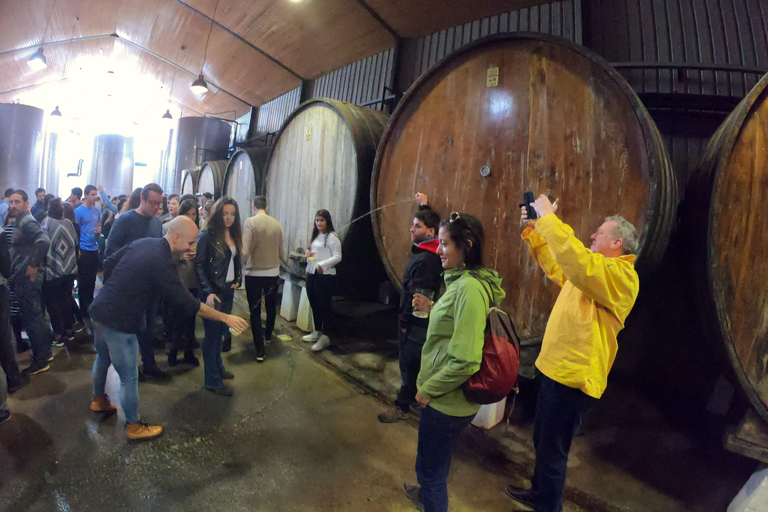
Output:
[416, 405, 475, 512]
[91, 320, 140, 424]
[201, 288, 233, 390]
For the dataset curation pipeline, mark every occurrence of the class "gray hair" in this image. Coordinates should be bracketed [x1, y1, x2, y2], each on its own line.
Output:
[606, 215, 639, 255]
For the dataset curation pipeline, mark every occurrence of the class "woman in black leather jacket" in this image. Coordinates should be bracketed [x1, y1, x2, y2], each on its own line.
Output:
[194, 197, 243, 396]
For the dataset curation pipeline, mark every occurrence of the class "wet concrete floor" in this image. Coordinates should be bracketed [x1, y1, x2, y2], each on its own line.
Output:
[0, 301, 583, 512]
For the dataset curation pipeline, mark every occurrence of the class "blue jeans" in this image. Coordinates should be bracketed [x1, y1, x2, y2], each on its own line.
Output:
[12, 275, 51, 365]
[395, 324, 426, 412]
[530, 375, 596, 512]
[201, 288, 233, 389]
[416, 405, 474, 512]
[137, 298, 159, 371]
[91, 321, 140, 424]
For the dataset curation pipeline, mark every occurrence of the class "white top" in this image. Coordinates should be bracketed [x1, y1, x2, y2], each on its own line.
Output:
[306, 232, 342, 275]
[226, 244, 237, 283]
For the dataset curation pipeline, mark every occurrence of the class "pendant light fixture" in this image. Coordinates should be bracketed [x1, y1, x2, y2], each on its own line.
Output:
[29, 0, 58, 71]
[162, 109, 173, 120]
[50, 106, 62, 117]
[191, 0, 218, 95]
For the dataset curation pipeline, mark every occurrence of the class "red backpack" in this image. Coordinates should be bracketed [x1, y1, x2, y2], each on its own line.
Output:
[463, 305, 521, 405]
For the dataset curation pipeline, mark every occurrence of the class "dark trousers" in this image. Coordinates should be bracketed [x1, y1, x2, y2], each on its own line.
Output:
[305, 273, 335, 334]
[77, 250, 100, 319]
[201, 288, 234, 389]
[43, 276, 76, 337]
[395, 323, 426, 412]
[12, 275, 51, 365]
[0, 286, 22, 387]
[138, 298, 160, 371]
[416, 405, 474, 512]
[530, 375, 596, 512]
[245, 275, 279, 356]
[170, 289, 198, 354]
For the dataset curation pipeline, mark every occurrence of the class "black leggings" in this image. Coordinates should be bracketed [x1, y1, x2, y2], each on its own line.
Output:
[305, 273, 336, 334]
[43, 276, 76, 336]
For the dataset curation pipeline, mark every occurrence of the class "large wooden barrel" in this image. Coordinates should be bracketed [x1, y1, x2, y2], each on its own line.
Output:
[180, 170, 199, 196]
[685, 72, 768, 423]
[265, 98, 388, 298]
[196, 160, 227, 200]
[372, 33, 676, 341]
[223, 147, 270, 228]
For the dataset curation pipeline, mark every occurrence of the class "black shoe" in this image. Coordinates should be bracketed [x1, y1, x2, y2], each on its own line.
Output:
[505, 485, 537, 509]
[206, 385, 234, 397]
[0, 411, 10, 425]
[403, 483, 425, 512]
[222, 338, 231, 353]
[141, 366, 172, 382]
[23, 361, 50, 375]
[168, 350, 178, 367]
[222, 370, 234, 380]
[182, 352, 200, 367]
[8, 373, 30, 394]
[378, 406, 408, 423]
[52, 336, 66, 348]
[256, 355, 265, 363]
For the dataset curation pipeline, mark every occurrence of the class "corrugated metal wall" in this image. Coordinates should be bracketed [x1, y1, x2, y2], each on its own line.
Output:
[234, 111, 251, 143]
[311, 49, 395, 111]
[255, 87, 301, 134]
[587, 0, 768, 97]
[399, 0, 583, 90]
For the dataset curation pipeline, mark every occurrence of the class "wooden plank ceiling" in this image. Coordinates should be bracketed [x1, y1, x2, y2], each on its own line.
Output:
[0, 0, 550, 124]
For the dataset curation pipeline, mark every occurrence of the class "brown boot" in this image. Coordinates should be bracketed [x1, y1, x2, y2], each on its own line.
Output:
[90, 394, 117, 414]
[126, 422, 163, 442]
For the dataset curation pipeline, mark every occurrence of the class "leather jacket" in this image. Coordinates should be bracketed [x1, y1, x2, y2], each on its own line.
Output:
[194, 231, 242, 297]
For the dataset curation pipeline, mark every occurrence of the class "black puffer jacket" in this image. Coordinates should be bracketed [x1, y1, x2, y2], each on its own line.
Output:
[194, 231, 242, 296]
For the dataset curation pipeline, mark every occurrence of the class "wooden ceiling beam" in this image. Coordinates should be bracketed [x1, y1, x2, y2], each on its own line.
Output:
[174, 0, 304, 81]
[355, 0, 399, 39]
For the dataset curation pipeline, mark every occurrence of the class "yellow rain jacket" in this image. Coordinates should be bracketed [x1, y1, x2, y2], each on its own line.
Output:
[522, 214, 639, 399]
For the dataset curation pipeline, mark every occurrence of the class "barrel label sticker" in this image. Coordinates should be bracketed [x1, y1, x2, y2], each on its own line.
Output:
[487, 67, 500, 88]
[305, 124, 313, 141]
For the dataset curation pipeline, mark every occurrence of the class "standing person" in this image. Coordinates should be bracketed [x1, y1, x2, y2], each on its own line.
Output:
[378, 193, 443, 423]
[505, 196, 640, 512]
[0, 188, 13, 226]
[7, 190, 53, 375]
[194, 197, 242, 395]
[242, 196, 285, 362]
[89, 216, 248, 441]
[403, 212, 505, 512]
[199, 200, 214, 232]
[161, 194, 179, 224]
[30, 188, 46, 223]
[0, 229, 28, 394]
[42, 199, 79, 348]
[301, 210, 342, 352]
[68, 187, 82, 209]
[167, 199, 200, 367]
[106, 183, 167, 381]
[62, 202, 85, 332]
[74, 185, 102, 328]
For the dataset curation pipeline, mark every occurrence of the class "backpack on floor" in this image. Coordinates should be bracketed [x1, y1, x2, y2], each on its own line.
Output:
[463, 303, 521, 405]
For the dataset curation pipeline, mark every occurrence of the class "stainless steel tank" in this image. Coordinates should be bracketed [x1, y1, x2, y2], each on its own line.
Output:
[44, 132, 59, 198]
[89, 134, 135, 197]
[172, 117, 231, 193]
[0, 103, 44, 197]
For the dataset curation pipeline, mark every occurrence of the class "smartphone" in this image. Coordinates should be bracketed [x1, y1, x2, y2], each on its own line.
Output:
[522, 191, 537, 220]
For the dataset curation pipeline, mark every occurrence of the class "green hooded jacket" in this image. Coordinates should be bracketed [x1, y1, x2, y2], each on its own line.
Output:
[416, 267, 506, 417]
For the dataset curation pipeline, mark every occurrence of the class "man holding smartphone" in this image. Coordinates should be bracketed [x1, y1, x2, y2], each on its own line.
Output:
[378, 193, 443, 424]
[507, 194, 640, 512]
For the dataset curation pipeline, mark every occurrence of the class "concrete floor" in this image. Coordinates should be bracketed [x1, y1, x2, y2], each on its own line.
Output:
[0, 298, 585, 512]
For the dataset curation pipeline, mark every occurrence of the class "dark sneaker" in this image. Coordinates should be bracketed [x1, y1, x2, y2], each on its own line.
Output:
[52, 336, 66, 348]
[0, 411, 10, 425]
[222, 370, 235, 380]
[256, 355, 265, 363]
[23, 361, 50, 375]
[8, 373, 30, 394]
[182, 353, 200, 367]
[378, 406, 408, 423]
[141, 367, 172, 382]
[206, 385, 234, 397]
[264, 336, 272, 344]
[403, 483, 425, 512]
[505, 485, 537, 509]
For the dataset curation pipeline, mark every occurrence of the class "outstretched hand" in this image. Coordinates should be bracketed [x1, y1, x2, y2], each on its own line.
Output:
[532, 194, 558, 218]
[414, 192, 428, 206]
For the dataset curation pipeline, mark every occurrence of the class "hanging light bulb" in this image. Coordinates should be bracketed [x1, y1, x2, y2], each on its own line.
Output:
[50, 106, 62, 117]
[161, 109, 173, 121]
[28, 47, 48, 70]
[190, 74, 208, 95]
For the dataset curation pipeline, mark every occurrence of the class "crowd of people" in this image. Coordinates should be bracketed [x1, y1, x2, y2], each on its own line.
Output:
[0, 179, 641, 512]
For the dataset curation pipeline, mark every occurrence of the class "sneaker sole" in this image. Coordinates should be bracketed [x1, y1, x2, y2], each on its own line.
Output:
[26, 366, 50, 375]
[127, 431, 164, 443]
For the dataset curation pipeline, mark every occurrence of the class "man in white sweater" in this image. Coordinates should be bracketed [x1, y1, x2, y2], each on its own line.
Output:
[242, 196, 286, 362]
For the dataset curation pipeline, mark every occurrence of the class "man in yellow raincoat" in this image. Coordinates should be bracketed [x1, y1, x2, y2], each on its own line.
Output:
[506, 194, 640, 512]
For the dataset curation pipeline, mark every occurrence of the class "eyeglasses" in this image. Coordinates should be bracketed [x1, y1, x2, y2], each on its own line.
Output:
[147, 199, 161, 207]
[449, 212, 461, 222]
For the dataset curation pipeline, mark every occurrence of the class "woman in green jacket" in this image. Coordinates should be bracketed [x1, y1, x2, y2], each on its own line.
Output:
[404, 212, 505, 512]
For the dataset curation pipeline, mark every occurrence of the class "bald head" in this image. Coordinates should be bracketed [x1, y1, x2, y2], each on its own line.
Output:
[165, 215, 199, 259]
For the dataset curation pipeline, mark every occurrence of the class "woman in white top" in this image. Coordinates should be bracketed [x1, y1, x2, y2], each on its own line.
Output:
[302, 209, 342, 352]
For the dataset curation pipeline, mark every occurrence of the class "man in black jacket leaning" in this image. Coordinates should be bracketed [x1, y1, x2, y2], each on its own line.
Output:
[378, 193, 443, 423]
